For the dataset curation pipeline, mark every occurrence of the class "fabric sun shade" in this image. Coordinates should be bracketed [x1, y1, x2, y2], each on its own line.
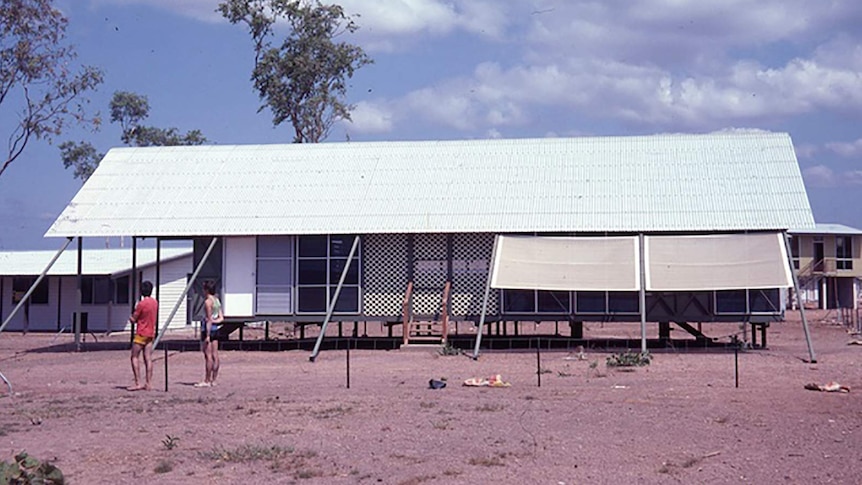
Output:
[490, 235, 640, 291]
[645, 232, 792, 291]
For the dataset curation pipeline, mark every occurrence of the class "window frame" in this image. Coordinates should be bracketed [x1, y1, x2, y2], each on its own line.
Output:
[295, 235, 362, 315]
[12, 277, 49, 305]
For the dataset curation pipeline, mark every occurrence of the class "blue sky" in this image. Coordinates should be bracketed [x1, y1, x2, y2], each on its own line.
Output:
[2, 0, 862, 250]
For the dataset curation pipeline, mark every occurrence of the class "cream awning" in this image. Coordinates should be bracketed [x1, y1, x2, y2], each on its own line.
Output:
[490, 232, 791, 292]
[645, 232, 792, 291]
[491, 235, 640, 291]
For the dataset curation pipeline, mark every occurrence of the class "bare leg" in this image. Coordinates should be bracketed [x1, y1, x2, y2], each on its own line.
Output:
[142, 341, 154, 390]
[211, 340, 220, 385]
[198, 340, 212, 385]
[129, 343, 144, 390]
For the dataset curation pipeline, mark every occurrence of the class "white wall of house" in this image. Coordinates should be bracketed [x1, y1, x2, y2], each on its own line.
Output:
[142, 256, 192, 331]
[0, 256, 192, 333]
[222, 236, 256, 318]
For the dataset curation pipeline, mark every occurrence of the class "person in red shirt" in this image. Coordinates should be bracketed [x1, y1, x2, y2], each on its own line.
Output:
[128, 280, 158, 391]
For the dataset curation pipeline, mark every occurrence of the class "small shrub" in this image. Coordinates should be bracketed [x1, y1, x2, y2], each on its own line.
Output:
[154, 460, 173, 474]
[162, 434, 180, 450]
[606, 351, 651, 367]
[0, 451, 65, 484]
[437, 342, 462, 356]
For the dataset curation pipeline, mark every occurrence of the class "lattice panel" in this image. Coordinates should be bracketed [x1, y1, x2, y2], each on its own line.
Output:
[412, 233, 449, 314]
[362, 234, 409, 317]
[452, 233, 497, 316]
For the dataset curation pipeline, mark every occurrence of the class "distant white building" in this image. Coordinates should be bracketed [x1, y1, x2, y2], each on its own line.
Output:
[0, 248, 192, 333]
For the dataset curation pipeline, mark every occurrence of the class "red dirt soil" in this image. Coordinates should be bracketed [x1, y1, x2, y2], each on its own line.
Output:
[1, 310, 861, 484]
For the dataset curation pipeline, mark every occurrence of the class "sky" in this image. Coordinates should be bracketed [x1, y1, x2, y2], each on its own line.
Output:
[1, 0, 862, 250]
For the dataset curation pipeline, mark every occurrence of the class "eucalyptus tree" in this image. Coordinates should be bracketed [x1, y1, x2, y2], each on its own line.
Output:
[0, 0, 103, 178]
[218, 0, 372, 143]
[60, 91, 207, 181]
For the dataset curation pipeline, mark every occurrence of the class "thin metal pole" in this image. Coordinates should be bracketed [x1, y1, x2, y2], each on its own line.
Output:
[164, 344, 169, 392]
[155, 238, 161, 339]
[734, 345, 739, 388]
[310, 235, 360, 362]
[536, 338, 541, 387]
[130, 237, 138, 346]
[783, 232, 816, 362]
[346, 338, 351, 389]
[639, 233, 647, 353]
[0, 238, 73, 334]
[153, 237, 219, 349]
[75, 237, 83, 352]
[472, 235, 500, 360]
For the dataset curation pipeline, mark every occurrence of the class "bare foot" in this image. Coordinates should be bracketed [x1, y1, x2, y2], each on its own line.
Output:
[193, 381, 211, 388]
[127, 385, 145, 391]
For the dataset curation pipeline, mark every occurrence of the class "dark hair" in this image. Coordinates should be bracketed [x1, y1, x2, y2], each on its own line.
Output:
[203, 280, 216, 296]
[140, 280, 154, 297]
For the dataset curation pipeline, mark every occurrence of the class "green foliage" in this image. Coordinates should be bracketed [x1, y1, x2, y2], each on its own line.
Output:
[606, 351, 652, 367]
[0, 451, 65, 484]
[218, 0, 372, 143]
[437, 342, 462, 356]
[60, 91, 207, 181]
[0, 0, 104, 178]
[59, 141, 102, 181]
[161, 434, 180, 450]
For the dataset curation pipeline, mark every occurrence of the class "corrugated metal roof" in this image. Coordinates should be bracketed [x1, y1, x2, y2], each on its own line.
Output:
[0, 248, 191, 276]
[46, 133, 815, 237]
[789, 223, 862, 235]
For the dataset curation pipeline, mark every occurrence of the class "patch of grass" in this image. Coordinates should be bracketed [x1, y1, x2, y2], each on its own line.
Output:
[475, 403, 505, 412]
[294, 468, 322, 479]
[200, 444, 294, 464]
[312, 404, 353, 419]
[523, 395, 537, 401]
[397, 475, 437, 485]
[419, 401, 436, 409]
[154, 460, 173, 474]
[468, 455, 505, 467]
[606, 351, 651, 368]
[437, 342, 462, 356]
[442, 469, 462, 477]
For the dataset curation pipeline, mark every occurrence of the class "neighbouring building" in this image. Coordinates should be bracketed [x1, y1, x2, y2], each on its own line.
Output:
[0, 247, 192, 333]
[788, 223, 862, 311]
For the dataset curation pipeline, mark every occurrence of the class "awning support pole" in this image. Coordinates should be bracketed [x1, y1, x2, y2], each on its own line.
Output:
[639, 233, 647, 353]
[783, 232, 816, 362]
[472, 235, 500, 360]
[75, 237, 82, 351]
[310, 235, 360, 362]
[153, 237, 219, 349]
[0, 237, 73, 334]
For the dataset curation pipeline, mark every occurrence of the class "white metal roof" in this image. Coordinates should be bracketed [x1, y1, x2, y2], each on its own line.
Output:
[46, 133, 814, 238]
[789, 223, 862, 235]
[0, 248, 191, 277]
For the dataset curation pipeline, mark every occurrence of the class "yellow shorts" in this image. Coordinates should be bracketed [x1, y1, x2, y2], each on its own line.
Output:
[133, 335, 154, 346]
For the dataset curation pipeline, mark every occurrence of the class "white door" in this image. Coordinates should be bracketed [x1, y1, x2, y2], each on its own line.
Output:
[223, 237, 256, 317]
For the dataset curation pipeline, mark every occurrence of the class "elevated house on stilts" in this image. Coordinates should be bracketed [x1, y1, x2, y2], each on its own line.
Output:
[23, 133, 815, 359]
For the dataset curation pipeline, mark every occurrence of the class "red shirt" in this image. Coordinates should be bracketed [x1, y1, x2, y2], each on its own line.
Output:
[131, 297, 158, 338]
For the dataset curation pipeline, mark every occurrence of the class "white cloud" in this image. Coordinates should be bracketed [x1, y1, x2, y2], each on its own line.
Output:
[344, 101, 393, 134]
[794, 144, 818, 159]
[826, 138, 862, 157]
[803, 165, 836, 187]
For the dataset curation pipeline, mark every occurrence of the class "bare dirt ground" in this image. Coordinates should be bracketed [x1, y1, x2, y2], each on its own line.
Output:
[1, 310, 861, 484]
